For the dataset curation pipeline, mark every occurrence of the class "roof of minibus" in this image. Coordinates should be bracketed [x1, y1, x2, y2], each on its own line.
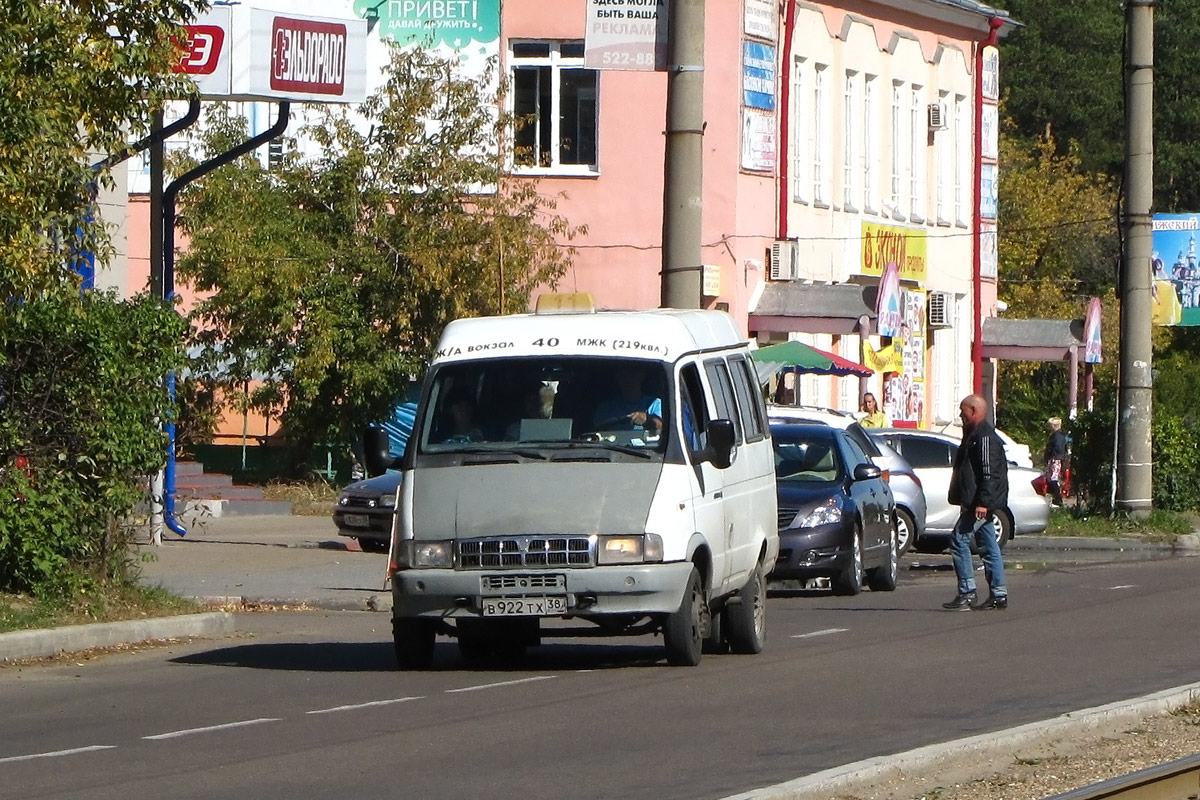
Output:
[431, 308, 746, 365]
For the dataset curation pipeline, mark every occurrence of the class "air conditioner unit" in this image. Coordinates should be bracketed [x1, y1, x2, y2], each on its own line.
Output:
[769, 240, 799, 280]
[927, 290, 954, 328]
[927, 102, 948, 131]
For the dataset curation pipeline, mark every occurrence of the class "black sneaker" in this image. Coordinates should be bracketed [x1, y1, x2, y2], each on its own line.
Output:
[973, 594, 1008, 610]
[942, 592, 977, 611]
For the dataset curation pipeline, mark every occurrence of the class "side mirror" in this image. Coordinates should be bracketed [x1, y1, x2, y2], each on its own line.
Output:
[852, 463, 882, 482]
[705, 419, 736, 470]
[363, 426, 395, 477]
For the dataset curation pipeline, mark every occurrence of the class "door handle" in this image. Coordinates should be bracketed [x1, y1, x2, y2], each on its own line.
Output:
[713, 491, 723, 499]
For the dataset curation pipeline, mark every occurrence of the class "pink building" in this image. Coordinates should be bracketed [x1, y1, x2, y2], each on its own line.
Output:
[112, 0, 1015, 435]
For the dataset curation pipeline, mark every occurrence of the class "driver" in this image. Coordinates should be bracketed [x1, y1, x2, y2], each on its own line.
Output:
[592, 364, 662, 433]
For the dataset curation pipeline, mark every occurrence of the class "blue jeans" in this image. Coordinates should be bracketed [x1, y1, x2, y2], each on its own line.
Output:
[949, 508, 1007, 597]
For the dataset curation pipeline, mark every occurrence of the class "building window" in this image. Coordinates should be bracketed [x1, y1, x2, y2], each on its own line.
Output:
[511, 41, 598, 174]
[954, 94, 969, 227]
[792, 57, 808, 204]
[814, 64, 830, 207]
[935, 90, 950, 225]
[890, 81, 904, 220]
[843, 70, 858, 212]
[909, 85, 925, 223]
[864, 74, 878, 214]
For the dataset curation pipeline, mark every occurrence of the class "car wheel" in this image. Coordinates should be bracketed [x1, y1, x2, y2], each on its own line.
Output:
[393, 617, 436, 670]
[831, 525, 864, 596]
[725, 564, 766, 654]
[358, 537, 389, 554]
[894, 508, 916, 557]
[991, 510, 1012, 550]
[867, 521, 899, 592]
[663, 567, 704, 666]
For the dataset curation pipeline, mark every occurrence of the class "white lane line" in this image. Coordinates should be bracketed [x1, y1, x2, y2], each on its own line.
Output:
[0, 745, 116, 764]
[791, 628, 849, 639]
[446, 675, 557, 694]
[143, 718, 280, 740]
[1107, 584, 1137, 590]
[307, 697, 424, 715]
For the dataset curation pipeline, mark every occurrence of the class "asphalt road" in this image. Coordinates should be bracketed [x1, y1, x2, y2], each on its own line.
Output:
[2, 555, 1198, 800]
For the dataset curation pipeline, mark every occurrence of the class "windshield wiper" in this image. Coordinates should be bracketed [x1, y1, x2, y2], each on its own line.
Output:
[448, 446, 548, 460]
[561, 440, 655, 459]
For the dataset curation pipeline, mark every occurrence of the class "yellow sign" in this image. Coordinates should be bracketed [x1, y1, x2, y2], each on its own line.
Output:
[702, 264, 721, 298]
[861, 222, 927, 282]
[862, 341, 904, 373]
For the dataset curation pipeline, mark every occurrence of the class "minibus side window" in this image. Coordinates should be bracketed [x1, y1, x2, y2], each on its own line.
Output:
[703, 359, 744, 444]
[728, 355, 765, 442]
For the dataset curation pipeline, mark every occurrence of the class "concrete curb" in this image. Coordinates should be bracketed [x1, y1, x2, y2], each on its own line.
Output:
[719, 681, 1200, 800]
[1011, 535, 1197, 552]
[0, 612, 235, 663]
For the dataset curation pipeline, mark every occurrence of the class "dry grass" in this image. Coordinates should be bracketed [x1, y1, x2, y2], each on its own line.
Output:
[260, 479, 338, 516]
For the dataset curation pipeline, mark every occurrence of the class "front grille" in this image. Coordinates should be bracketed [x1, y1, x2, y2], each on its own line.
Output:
[481, 574, 567, 591]
[777, 506, 799, 530]
[458, 536, 594, 569]
[342, 496, 378, 509]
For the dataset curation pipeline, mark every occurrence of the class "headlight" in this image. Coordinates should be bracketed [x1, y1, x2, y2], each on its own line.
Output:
[395, 540, 454, 569]
[597, 534, 663, 565]
[798, 499, 842, 528]
[337, 494, 350, 506]
[379, 494, 396, 508]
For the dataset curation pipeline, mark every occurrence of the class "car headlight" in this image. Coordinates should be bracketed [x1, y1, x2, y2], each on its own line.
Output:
[379, 494, 396, 508]
[597, 534, 664, 565]
[395, 540, 454, 569]
[798, 499, 842, 528]
[337, 494, 350, 506]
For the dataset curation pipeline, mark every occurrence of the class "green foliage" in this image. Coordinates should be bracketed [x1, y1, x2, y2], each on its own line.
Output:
[175, 48, 584, 471]
[1045, 507, 1192, 541]
[1068, 404, 1200, 514]
[0, 290, 187, 596]
[0, 0, 204, 300]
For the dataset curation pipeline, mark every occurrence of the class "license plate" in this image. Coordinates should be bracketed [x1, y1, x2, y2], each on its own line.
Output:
[343, 513, 370, 528]
[482, 596, 568, 617]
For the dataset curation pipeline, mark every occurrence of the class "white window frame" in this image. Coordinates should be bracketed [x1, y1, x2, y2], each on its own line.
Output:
[890, 81, 904, 220]
[509, 40, 599, 177]
[864, 74, 879, 214]
[954, 94, 969, 227]
[935, 89, 951, 225]
[792, 57, 809, 204]
[909, 85, 925, 224]
[814, 64, 830, 208]
[843, 70, 858, 212]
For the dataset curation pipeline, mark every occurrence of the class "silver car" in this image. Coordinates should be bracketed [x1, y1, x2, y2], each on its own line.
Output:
[871, 428, 1051, 551]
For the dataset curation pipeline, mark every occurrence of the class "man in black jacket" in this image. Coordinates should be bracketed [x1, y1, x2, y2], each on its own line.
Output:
[942, 394, 1010, 611]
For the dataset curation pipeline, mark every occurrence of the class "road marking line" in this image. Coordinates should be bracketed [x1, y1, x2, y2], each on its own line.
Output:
[1106, 584, 1137, 590]
[143, 718, 280, 740]
[446, 675, 557, 693]
[0, 745, 116, 764]
[307, 697, 424, 715]
[791, 628, 848, 639]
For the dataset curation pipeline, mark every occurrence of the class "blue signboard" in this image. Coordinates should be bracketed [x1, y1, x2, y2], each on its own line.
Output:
[742, 41, 775, 111]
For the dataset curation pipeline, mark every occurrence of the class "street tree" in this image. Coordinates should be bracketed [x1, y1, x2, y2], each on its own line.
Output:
[175, 48, 584, 473]
[0, 0, 203, 300]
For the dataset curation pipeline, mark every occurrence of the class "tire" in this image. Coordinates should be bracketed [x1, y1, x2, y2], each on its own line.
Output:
[725, 564, 767, 654]
[392, 617, 436, 670]
[663, 567, 704, 666]
[831, 526, 864, 596]
[358, 537, 389, 554]
[866, 520, 899, 592]
[991, 510, 1012, 550]
[894, 508, 916, 557]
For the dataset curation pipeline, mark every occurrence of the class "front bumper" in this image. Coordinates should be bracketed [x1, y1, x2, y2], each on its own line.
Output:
[770, 524, 854, 579]
[391, 561, 695, 618]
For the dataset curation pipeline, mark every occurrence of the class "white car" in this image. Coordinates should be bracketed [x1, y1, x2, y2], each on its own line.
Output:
[928, 422, 1034, 469]
[872, 428, 1051, 550]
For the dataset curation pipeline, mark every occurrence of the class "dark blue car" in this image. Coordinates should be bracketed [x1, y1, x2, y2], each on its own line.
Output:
[769, 423, 898, 595]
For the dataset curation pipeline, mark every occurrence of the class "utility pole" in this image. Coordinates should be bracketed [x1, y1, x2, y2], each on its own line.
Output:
[1116, 0, 1154, 516]
[660, 0, 704, 309]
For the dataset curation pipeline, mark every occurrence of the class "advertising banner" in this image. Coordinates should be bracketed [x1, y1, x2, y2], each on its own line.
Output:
[744, 0, 777, 42]
[174, 6, 234, 97]
[1151, 213, 1200, 326]
[1083, 297, 1103, 362]
[742, 41, 776, 111]
[860, 222, 927, 282]
[741, 108, 776, 172]
[584, 0, 668, 71]
[875, 262, 903, 338]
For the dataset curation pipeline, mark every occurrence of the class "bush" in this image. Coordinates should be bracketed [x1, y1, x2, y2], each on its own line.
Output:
[0, 289, 186, 596]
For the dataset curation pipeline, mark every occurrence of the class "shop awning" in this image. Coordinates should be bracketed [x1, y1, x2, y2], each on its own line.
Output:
[748, 282, 878, 335]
